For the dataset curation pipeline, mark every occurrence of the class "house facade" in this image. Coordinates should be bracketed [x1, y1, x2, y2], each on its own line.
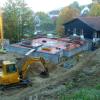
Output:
[63, 17, 100, 39]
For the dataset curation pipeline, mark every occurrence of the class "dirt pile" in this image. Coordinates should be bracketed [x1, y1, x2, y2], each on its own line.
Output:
[32, 48, 100, 100]
[65, 48, 100, 86]
[35, 48, 100, 100]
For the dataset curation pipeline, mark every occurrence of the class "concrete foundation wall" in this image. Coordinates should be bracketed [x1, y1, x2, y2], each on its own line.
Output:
[63, 42, 92, 57]
[6, 46, 63, 64]
[6, 46, 31, 55]
[6, 40, 92, 64]
[31, 51, 62, 64]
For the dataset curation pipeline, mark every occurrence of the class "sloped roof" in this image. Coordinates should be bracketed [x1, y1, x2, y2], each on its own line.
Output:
[78, 17, 100, 31]
[64, 17, 100, 31]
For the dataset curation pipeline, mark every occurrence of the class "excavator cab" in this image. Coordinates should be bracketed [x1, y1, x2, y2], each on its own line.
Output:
[0, 61, 20, 85]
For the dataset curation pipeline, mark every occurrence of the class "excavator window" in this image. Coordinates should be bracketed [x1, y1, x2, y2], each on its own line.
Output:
[6, 64, 17, 73]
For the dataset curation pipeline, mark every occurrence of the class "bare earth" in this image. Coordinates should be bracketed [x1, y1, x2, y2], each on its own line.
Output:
[0, 48, 100, 100]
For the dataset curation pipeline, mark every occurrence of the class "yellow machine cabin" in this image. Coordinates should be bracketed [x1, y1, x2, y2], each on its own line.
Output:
[0, 57, 48, 86]
[0, 61, 19, 85]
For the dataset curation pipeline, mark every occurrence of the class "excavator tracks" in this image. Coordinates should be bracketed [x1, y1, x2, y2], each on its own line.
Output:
[0, 79, 32, 91]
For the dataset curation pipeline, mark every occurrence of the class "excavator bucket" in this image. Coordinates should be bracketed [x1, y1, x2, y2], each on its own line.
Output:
[40, 67, 49, 78]
[27, 61, 49, 78]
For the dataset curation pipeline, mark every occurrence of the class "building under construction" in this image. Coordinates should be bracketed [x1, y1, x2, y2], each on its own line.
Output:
[6, 36, 92, 64]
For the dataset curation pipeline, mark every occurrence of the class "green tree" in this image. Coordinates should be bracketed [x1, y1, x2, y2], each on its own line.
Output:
[69, 1, 81, 11]
[35, 12, 55, 33]
[89, 3, 100, 16]
[3, 0, 34, 43]
[56, 7, 80, 36]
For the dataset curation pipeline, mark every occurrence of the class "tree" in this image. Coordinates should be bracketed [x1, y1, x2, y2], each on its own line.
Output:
[89, 3, 100, 16]
[92, 0, 100, 3]
[69, 1, 81, 11]
[35, 12, 55, 33]
[56, 7, 80, 35]
[3, 0, 35, 43]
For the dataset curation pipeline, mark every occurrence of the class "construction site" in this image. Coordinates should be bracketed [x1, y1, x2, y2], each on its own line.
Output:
[1, 30, 100, 100]
[0, 4, 100, 100]
[6, 36, 92, 64]
[0, 40, 100, 100]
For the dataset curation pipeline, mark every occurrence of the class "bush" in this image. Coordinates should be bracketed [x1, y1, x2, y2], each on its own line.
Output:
[95, 84, 100, 90]
[59, 88, 100, 100]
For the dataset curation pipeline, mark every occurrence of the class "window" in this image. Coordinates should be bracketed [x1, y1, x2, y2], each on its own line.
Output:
[6, 64, 17, 73]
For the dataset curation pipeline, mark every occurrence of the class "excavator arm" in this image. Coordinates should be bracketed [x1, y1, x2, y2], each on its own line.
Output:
[20, 56, 48, 79]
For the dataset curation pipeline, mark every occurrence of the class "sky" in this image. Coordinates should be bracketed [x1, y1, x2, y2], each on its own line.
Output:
[0, 0, 92, 12]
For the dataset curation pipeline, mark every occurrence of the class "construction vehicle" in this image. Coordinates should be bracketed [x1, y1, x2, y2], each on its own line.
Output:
[0, 56, 49, 90]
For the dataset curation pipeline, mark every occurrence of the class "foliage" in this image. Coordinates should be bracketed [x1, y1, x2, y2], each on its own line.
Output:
[93, 0, 100, 3]
[56, 7, 80, 36]
[35, 12, 55, 32]
[69, 1, 81, 11]
[3, 0, 35, 43]
[89, 3, 100, 16]
[95, 84, 100, 90]
[35, 12, 51, 23]
[41, 22, 55, 32]
[59, 88, 100, 100]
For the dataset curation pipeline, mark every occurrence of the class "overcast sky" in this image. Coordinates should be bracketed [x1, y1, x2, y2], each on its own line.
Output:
[0, 0, 92, 12]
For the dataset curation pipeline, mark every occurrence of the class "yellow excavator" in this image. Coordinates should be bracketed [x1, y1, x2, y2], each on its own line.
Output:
[0, 56, 49, 90]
